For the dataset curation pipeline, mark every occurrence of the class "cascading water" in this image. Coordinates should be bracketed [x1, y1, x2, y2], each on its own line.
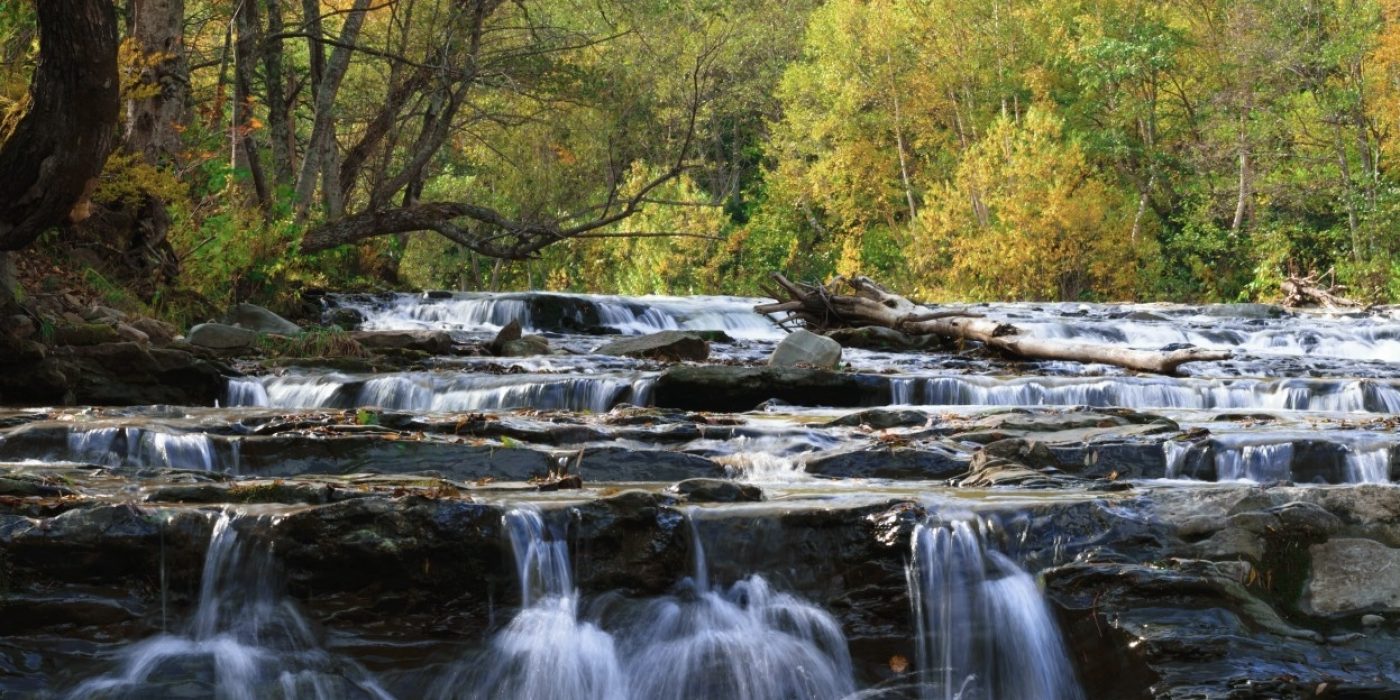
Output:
[433, 507, 855, 700]
[906, 518, 1082, 700]
[228, 372, 649, 413]
[1214, 443, 1294, 482]
[66, 427, 218, 471]
[432, 507, 627, 700]
[330, 292, 785, 340]
[917, 375, 1400, 413]
[69, 512, 391, 700]
[1345, 445, 1392, 483]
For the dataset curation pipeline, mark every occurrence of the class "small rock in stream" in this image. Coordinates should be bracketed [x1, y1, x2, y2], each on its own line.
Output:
[670, 478, 764, 502]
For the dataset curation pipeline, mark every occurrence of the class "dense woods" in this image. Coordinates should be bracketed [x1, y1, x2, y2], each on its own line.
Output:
[4, 0, 1400, 316]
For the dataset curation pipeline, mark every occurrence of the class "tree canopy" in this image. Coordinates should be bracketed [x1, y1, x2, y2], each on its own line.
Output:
[3, 0, 1400, 312]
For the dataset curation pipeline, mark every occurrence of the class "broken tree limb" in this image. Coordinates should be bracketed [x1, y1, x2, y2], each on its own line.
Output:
[756, 274, 1232, 376]
[1281, 270, 1362, 310]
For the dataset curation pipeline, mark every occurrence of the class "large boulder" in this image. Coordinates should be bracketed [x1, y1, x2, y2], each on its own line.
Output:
[769, 329, 842, 370]
[0, 343, 227, 406]
[225, 302, 302, 335]
[188, 322, 260, 350]
[127, 316, 177, 345]
[1304, 538, 1400, 615]
[595, 330, 709, 362]
[49, 322, 121, 346]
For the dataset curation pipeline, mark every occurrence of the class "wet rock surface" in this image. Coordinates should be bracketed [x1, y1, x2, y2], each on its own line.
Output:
[594, 330, 710, 362]
[3, 293, 1400, 698]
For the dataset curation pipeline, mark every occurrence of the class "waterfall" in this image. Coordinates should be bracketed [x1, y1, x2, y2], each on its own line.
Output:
[435, 508, 854, 700]
[436, 506, 627, 700]
[907, 519, 1082, 700]
[228, 372, 650, 413]
[330, 292, 785, 340]
[1345, 445, 1392, 483]
[69, 512, 391, 700]
[1214, 443, 1294, 482]
[917, 375, 1400, 412]
[1162, 441, 1193, 479]
[611, 514, 855, 700]
[66, 427, 218, 471]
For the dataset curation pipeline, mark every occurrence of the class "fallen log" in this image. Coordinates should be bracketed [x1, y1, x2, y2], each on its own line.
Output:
[1280, 271, 1362, 310]
[756, 274, 1231, 376]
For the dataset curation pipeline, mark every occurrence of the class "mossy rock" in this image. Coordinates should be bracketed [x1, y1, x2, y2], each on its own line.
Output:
[50, 323, 121, 347]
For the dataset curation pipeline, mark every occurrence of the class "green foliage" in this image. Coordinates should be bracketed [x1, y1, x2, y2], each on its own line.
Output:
[13, 0, 1400, 304]
[355, 409, 379, 427]
[256, 327, 368, 359]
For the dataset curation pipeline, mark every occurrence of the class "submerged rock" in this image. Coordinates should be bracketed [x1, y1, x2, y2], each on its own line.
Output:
[496, 335, 551, 357]
[769, 329, 842, 370]
[670, 478, 763, 502]
[595, 330, 709, 362]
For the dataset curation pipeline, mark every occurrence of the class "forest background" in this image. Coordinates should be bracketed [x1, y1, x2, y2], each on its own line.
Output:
[4, 0, 1400, 323]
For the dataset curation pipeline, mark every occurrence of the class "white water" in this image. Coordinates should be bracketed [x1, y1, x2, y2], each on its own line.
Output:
[228, 372, 650, 413]
[1020, 315, 1400, 363]
[434, 507, 854, 700]
[1214, 443, 1294, 482]
[907, 519, 1082, 700]
[336, 292, 784, 341]
[1346, 445, 1393, 483]
[1162, 436, 1395, 484]
[69, 512, 392, 700]
[67, 427, 218, 471]
[915, 376, 1400, 413]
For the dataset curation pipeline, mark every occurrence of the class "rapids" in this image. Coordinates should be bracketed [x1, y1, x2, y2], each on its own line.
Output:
[4, 291, 1400, 699]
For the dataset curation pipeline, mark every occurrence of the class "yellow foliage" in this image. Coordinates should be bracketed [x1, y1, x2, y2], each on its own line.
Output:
[911, 107, 1149, 301]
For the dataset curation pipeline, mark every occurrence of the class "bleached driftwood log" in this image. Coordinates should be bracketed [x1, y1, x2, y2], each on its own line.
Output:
[755, 274, 1231, 376]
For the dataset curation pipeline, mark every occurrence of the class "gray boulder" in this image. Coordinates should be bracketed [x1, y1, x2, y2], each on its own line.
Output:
[188, 322, 259, 350]
[1304, 538, 1400, 615]
[595, 330, 709, 362]
[769, 329, 841, 370]
[226, 303, 302, 335]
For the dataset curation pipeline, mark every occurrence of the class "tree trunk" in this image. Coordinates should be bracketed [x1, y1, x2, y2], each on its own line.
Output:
[0, 0, 121, 251]
[125, 0, 189, 163]
[233, 0, 270, 208]
[293, 0, 372, 218]
[263, 0, 294, 186]
[757, 274, 1231, 376]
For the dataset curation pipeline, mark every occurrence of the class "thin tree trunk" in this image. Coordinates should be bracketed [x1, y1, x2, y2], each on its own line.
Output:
[233, 0, 270, 208]
[294, 0, 372, 218]
[263, 0, 293, 186]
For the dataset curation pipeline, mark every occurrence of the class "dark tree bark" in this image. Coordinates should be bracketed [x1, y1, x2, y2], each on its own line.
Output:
[125, 0, 189, 163]
[0, 0, 121, 251]
[263, 0, 294, 186]
[233, 0, 270, 207]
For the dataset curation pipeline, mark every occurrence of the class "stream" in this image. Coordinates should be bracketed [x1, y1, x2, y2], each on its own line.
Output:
[2, 292, 1400, 698]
